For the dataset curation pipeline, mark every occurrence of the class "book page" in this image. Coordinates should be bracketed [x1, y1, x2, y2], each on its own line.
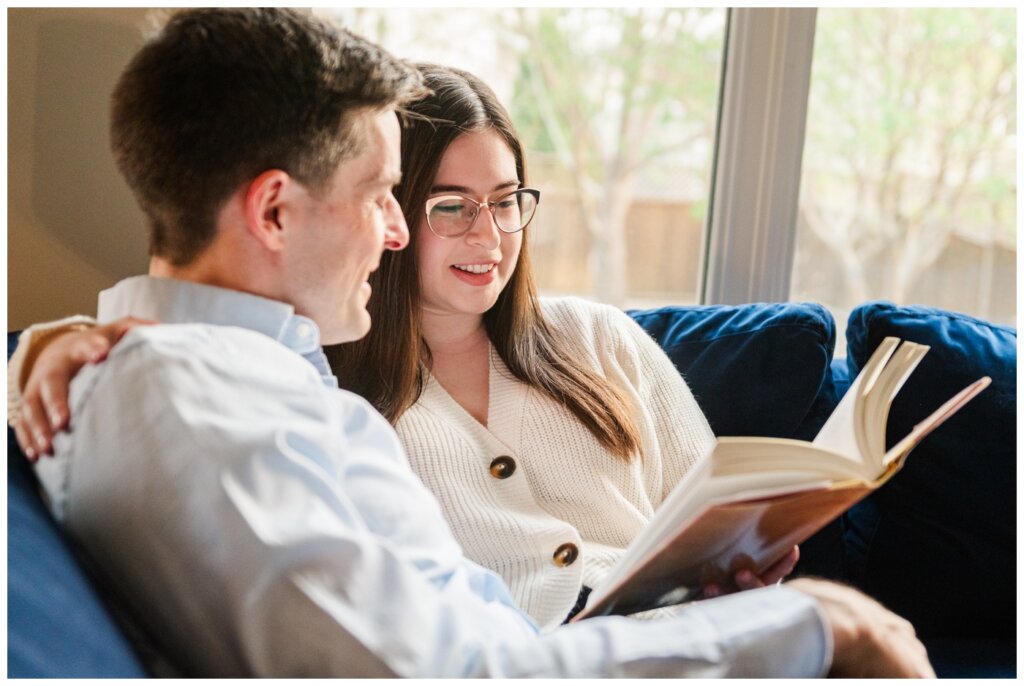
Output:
[813, 337, 901, 466]
[612, 456, 714, 579]
[711, 438, 871, 481]
[860, 342, 929, 461]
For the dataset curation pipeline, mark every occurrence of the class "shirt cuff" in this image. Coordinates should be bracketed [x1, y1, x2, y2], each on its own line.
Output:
[686, 585, 832, 677]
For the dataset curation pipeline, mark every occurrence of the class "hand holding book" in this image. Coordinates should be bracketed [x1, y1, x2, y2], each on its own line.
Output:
[702, 544, 799, 598]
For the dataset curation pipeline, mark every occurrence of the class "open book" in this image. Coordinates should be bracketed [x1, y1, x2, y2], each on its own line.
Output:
[572, 337, 990, 621]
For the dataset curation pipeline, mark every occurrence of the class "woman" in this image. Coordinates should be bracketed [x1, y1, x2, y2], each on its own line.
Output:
[11, 63, 795, 631]
[330, 63, 732, 629]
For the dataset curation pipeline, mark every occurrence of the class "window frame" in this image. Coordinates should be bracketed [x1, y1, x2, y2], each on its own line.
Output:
[701, 8, 818, 305]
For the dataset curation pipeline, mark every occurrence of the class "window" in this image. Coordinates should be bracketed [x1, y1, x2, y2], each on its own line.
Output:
[321, 8, 727, 308]
[323, 8, 1016, 326]
[793, 8, 1016, 333]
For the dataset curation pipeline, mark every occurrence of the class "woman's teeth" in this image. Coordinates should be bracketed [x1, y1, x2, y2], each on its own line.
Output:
[453, 264, 494, 274]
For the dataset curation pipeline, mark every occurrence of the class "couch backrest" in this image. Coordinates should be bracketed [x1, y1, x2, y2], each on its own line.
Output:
[841, 301, 1016, 639]
[628, 302, 840, 440]
[7, 332, 148, 677]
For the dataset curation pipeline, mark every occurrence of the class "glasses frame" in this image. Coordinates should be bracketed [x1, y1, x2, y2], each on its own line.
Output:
[423, 187, 541, 239]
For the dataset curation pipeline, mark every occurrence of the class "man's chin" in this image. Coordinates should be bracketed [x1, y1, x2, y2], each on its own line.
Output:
[321, 311, 372, 346]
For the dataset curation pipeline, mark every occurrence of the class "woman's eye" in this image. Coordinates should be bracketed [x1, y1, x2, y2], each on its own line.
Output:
[435, 202, 466, 215]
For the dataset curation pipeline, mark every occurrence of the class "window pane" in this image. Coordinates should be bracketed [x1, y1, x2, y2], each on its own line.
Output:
[321, 8, 727, 308]
[793, 8, 1016, 338]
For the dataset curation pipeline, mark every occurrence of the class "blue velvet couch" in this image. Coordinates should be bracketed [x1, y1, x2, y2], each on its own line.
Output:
[7, 300, 1016, 677]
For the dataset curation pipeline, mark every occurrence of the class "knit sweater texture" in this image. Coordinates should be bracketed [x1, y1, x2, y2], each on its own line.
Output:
[395, 297, 715, 631]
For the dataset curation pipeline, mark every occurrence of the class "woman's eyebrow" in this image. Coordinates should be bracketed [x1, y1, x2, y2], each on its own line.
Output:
[430, 180, 520, 194]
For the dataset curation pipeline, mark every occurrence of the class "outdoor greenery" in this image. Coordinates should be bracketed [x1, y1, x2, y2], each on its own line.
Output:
[507, 8, 724, 305]
[797, 8, 1016, 307]
[325, 8, 1016, 319]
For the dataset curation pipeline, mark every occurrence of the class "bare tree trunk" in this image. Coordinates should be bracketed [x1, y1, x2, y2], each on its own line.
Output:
[801, 203, 872, 304]
[592, 167, 637, 306]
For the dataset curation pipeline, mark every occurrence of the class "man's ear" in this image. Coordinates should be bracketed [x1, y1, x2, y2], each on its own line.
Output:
[242, 169, 295, 253]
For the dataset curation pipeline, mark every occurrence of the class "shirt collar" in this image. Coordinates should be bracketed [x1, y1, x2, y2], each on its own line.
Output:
[97, 275, 338, 385]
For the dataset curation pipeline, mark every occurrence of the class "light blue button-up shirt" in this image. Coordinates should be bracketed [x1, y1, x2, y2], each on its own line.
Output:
[37, 275, 830, 677]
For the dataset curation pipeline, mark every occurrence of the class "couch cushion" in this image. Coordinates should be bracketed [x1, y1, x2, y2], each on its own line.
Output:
[7, 331, 148, 677]
[629, 302, 838, 439]
[7, 430, 149, 677]
[843, 302, 1016, 638]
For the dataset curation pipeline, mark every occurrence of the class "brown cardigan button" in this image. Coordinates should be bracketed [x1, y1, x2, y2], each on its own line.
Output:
[553, 543, 579, 567]
[489, 456, 516, 479]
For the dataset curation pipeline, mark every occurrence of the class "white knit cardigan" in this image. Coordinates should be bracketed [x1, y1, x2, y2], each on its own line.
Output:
[396, 297, 715, 631]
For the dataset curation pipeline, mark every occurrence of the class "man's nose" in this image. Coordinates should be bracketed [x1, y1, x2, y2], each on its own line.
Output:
[383, 194, 409, 251]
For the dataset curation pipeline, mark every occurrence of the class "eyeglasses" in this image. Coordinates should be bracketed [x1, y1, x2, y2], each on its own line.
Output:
[424, 188, 540, 239]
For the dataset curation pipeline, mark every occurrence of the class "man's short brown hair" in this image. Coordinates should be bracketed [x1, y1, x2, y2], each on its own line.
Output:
[110, 8, 425, 265]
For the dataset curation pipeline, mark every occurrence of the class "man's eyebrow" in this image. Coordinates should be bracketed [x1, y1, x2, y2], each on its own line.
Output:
[430, 180, 520, 195]
[361, 171, 402, 189]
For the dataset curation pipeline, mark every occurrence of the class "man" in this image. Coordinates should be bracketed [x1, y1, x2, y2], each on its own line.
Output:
[12, 8, 933, 678]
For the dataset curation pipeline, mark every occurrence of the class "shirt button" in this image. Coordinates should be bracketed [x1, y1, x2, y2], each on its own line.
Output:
[489, 456, 516, 479]
[296, 323, 313, 339]
[553, 543, 579, 567]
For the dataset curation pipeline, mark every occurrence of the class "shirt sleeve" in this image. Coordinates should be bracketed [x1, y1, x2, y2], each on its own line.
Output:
[50, 325, 829, 678]
[7, 315, 97, 425]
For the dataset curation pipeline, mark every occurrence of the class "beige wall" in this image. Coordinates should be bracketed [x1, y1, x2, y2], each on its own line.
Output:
[8, 8, 155, 330]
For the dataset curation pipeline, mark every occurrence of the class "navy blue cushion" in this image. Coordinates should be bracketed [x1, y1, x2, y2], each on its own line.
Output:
[843, 302, 1016, 639]
[7, 332, 148, 677]
[628, 302, 838, 439]
[629, 303, 849, 582]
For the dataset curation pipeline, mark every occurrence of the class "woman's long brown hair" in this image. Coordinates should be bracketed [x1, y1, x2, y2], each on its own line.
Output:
[325, 63, 642, 460]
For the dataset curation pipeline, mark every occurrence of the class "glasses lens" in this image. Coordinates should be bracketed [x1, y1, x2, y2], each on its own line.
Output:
[427, 196, 477, 237]
[495, 190, 537, 233]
